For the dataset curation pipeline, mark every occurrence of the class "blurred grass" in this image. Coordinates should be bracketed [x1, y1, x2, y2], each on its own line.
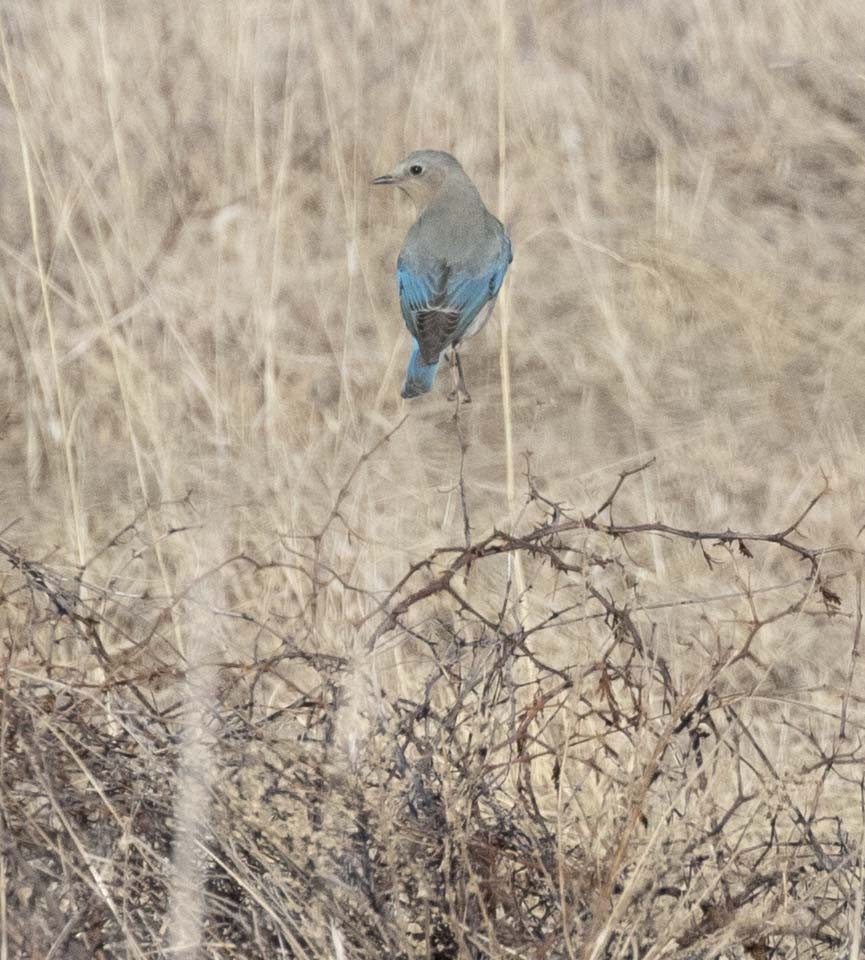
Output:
[2, 0, 865, 955]
[3, 0, 863, 675]
[3, 0, 865, 559]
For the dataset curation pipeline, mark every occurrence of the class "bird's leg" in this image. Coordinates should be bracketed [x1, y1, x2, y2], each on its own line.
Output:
[447, 347, 472, 403]
[446, 350, 459, 401]
[455, 350, 472, 403]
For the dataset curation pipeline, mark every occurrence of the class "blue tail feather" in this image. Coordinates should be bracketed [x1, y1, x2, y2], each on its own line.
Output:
[401, 343, 439, 398]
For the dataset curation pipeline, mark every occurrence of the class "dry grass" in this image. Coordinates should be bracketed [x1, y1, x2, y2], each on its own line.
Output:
[2, 1, 865, 956]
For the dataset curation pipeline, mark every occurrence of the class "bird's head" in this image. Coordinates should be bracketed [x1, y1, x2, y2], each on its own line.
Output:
[371, 150, 464, 209]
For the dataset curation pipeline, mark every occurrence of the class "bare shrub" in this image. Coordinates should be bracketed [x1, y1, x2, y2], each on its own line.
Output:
[1, 443, 860, 958]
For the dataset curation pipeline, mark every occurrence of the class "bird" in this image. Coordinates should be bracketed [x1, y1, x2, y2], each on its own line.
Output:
[371, 150, 512, 400]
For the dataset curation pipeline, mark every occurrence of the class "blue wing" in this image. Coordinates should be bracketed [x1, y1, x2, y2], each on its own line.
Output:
[397, 234, 512, 365]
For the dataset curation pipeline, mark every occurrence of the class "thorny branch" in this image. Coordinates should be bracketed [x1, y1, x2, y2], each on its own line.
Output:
[369, 460, 842, 648]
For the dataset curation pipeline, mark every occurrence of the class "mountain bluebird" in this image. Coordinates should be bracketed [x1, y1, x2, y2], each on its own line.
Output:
[371, 150, 513, 400]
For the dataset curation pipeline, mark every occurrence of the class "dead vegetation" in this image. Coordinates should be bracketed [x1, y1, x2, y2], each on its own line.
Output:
[3, 0, 865, 956]
[2, 442, 862, 957]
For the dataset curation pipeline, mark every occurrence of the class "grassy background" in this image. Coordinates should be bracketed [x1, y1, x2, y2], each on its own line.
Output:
[2, 1, 865, 956]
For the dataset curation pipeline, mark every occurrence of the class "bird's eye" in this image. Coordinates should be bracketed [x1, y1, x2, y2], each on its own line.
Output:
[409, 164, 423, 176]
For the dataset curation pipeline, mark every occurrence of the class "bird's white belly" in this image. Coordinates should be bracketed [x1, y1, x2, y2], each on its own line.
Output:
[460, 297, 497, 343]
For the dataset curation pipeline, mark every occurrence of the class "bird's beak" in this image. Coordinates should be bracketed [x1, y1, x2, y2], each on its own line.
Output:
[370, 174, 397, 185]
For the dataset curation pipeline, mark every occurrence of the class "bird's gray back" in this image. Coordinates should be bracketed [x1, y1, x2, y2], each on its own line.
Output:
[400, 180, 506, 275]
